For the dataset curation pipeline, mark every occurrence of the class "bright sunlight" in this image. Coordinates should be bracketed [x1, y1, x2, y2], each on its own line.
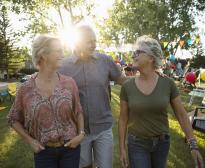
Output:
[58, 26, 80, 51]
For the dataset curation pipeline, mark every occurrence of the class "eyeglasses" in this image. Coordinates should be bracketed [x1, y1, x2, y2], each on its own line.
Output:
[132, 50, 146, 59]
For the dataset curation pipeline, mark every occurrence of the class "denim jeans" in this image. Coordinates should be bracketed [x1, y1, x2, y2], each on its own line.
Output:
[34, 145, 80, 168]
[80, 128, 113, 168]
[128, 134, 170, 168]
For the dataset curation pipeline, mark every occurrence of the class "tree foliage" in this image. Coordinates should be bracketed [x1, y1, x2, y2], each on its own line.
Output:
[0, 0, 96, 75]
[98, 0, 205, 52]
[190, 43, 205, 68]
[0, 4, 25, 75]
[3, 0, 95, 28]
[1, 0, 96, 53]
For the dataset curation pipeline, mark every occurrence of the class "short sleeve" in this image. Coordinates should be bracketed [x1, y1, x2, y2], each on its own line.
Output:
[120, 84, 128, 102]
[7, 85, 24, 126]
[107, 56, 121, 81]
[170, 79, 179, 100]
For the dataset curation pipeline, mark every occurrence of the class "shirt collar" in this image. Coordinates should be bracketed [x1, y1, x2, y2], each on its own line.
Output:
[71, 52, 98, 64]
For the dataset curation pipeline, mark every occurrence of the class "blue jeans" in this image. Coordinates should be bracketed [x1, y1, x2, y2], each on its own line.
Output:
[34, 145, 80, 168]
[80, 128, 113, 168]
[128, 134, 170, 168]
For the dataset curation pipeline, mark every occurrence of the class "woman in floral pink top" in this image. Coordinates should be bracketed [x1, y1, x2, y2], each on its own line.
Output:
[8, 34, 85, 168]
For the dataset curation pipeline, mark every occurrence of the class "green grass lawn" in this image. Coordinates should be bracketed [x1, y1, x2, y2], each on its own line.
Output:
[0, 85, 205, 168]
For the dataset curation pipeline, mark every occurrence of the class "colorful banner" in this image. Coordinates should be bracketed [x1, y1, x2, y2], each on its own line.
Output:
[187, 39, 193, 46]
[195, 36, 200, 44]
[169, 54, 175, 61]
[179, 40, 184, 48]
[160, 35, 201, 51]
[163, 42, 168, 48]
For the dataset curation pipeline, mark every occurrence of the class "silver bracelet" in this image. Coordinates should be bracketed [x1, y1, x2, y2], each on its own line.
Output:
[187, 138, 199, 150]
[79, 130, 86, 136]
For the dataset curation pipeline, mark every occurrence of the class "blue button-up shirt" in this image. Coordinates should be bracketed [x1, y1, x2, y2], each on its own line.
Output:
[59, 52, 121, 134]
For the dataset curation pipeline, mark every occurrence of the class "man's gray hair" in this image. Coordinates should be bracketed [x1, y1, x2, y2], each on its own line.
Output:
[134, 35, 164, 68]
[31, 34, 60, 67]
[75, 25, 96, 42]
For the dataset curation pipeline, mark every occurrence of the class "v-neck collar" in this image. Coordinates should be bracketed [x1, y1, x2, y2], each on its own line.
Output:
[32, 72, 61, 100]
[133, 75, 161, 97]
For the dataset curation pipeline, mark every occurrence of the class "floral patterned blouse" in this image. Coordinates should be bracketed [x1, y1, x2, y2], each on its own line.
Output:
[8, 73, 83, 145]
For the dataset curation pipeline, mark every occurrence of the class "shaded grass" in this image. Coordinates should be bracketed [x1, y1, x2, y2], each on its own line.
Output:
[0, 102, 33, 168]
[111, 85, 121, 167]
[0, 84, 204, 168]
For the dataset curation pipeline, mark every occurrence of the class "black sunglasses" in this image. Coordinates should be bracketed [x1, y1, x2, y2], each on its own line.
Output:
[132, 50, 146, 59]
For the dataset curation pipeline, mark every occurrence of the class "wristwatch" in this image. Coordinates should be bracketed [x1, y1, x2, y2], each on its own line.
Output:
[79, 130, 86, 136]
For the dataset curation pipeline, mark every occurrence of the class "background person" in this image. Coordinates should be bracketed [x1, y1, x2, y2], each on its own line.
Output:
[176, 59, 183, 77]
[124, 66, 134, 76]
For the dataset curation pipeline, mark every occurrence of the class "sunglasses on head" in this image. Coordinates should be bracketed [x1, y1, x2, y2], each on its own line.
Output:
[132, 50, 146, 59]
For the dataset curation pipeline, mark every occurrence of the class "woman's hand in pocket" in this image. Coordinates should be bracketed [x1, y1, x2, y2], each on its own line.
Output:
[64, 134, 84, 148]
[29, 139, 45, 153]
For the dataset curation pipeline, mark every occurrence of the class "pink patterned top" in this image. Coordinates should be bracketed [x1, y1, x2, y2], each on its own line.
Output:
[8, 73, 83, 145]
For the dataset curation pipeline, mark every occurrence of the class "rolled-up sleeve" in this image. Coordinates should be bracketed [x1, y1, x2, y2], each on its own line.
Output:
[7, 86, 24, 126]
[107, 56, 122, 81]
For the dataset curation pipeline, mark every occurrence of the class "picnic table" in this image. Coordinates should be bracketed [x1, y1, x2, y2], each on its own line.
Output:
[188, 89, 205, 106]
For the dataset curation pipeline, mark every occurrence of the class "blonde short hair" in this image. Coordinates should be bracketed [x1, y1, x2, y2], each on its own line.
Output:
[134, 35, 163, 68]
[31, 34, 60, 67]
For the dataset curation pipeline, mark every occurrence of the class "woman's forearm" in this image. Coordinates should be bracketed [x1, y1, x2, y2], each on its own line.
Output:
[171, 96, 194, 139]
[12, 122, 33, 144]
[119, 116, 128, 152]
[175, 109, 194, 139]
[77, 113, 84, 134]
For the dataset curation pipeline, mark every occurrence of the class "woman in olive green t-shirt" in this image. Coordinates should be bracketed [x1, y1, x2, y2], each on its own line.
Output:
[118, 35, 204, 168]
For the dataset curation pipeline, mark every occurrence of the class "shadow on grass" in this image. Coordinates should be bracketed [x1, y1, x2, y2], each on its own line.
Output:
[168, 113, 205, 167]
[168, 127, 194, 168]
[0, 101, 13, 148]
[111, 85, 121, 167]
[0, 132, 34, 168]
[0, 101, 34, 168]
[1, 85, 204, 168]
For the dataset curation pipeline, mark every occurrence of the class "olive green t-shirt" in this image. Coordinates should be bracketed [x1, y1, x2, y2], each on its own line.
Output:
[120, 76, 179, 138]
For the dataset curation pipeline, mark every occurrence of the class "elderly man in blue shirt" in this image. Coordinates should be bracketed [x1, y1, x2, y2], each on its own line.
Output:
[59, 25, 126, 168]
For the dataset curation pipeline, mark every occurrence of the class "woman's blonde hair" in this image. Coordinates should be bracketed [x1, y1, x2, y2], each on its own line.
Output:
[31, 34, 60, 67]
[134, 35, 164, 68]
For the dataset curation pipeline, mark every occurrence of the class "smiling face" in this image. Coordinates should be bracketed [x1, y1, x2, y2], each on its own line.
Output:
[75, 26, 97, 59]
[42, 40, 64, 70]
[132, 49, 154, 70]
[132, 36, 164, 71]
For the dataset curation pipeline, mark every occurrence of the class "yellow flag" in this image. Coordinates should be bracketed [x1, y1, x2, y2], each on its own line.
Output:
[163, 42, 168, 48]
[180, 40, 184, 48]
[195, 36, 200, 44]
